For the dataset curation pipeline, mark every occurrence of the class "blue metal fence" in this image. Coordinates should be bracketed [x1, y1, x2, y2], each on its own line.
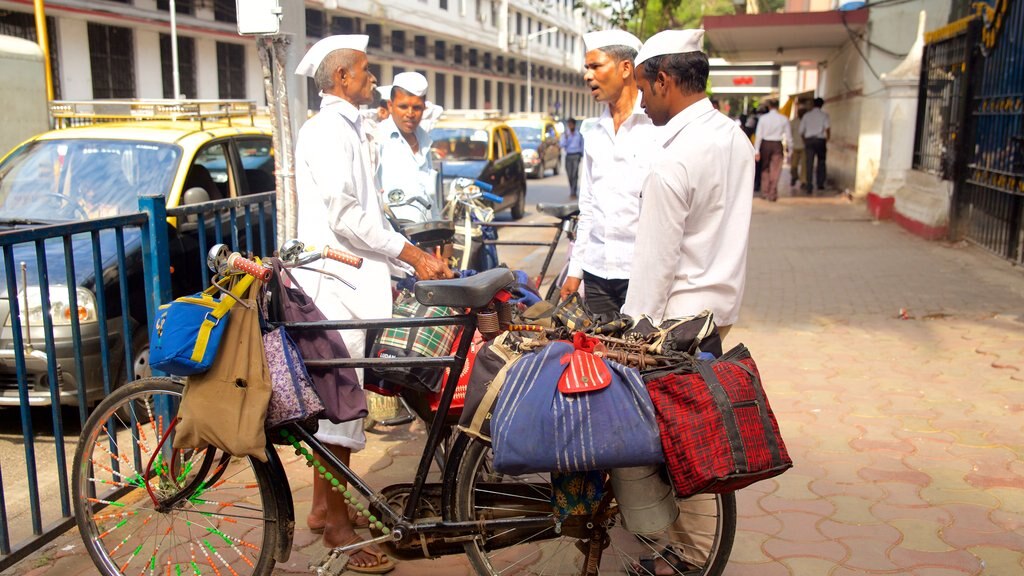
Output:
[0, 192, 275, 570]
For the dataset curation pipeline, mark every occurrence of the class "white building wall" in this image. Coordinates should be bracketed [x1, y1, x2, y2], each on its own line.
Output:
[136, 29, 163, 98]
[56, 17, 91, 100]
[195, 38, 219, 100]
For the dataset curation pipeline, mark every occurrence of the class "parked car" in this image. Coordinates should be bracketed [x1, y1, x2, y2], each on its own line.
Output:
[0, 99, 275, 408]
[429, 112, 528, 219]
[506, 116, 561, 179]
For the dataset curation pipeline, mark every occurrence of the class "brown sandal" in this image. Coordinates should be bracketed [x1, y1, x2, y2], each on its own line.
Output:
[338, 535, 395, 574]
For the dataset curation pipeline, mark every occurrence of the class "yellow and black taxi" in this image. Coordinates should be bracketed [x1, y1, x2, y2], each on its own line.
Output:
[428, 110, 528, 220]
[506, 114, 562, 180]
[0, 99, 275, 407]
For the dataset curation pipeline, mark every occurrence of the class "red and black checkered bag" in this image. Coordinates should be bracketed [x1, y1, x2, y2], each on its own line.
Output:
[644, 344, 792, 498]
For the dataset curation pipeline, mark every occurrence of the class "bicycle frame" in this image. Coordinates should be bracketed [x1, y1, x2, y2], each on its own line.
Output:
[482, 220, 565, 286]
[275, 313, 554, 541]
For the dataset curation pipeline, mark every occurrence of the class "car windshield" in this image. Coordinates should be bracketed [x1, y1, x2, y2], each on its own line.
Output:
[0, 139, 181, 222]
[429, 127, 490, 161]
[510, 126, 541, 144]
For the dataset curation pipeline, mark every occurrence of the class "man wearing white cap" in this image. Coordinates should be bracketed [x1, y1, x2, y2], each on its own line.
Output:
[293, 35, 450, 572]
[623, 28, 754, 575]
[377, 72, 438, 225]
[558, 29, 661, 320]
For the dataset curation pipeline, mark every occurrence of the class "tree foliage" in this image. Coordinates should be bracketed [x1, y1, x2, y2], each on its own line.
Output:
[598, 0, 739, 40]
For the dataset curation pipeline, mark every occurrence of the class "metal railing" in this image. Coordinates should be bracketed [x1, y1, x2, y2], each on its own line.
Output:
[0, 192, 275, 570]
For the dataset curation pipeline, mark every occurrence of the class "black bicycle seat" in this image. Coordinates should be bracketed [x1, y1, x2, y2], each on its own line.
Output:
[537, 202, 579, 219]
[415, 268, 515, 309]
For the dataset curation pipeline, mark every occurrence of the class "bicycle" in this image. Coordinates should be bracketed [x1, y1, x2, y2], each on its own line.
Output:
[72, 242, 736, 576]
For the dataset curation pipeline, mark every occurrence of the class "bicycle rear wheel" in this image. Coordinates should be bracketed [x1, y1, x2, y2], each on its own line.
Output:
[72, 377, 279, 576]
[444, 433, 736, 575]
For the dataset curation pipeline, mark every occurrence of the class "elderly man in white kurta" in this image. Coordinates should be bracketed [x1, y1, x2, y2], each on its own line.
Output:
[293, 34, 450, 569]
[377, 72, 439, 225]
[558, 30, 661, 319]
[623, 29, 755, 574]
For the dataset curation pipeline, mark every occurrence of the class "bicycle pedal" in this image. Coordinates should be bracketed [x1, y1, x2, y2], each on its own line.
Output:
[308, 549, 349, 576]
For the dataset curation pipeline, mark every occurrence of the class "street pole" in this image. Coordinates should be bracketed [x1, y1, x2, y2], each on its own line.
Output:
[32, 0, 54, 101]
[170, 0, 180, 98]
[526, 26, 558, 113]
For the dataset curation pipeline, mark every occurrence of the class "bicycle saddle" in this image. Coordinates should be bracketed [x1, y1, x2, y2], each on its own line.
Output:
[415, 268, 515, 309]
[536, 202, 579, 219]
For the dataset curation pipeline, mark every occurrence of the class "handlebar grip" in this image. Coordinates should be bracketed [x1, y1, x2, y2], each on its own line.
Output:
[228, 253, 273, 281]
[482, 192, 503, 204]
[323, 246, 364, 269]
[474, 180, 494, 192]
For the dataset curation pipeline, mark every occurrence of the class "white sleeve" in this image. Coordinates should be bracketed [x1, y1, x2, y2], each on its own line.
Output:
[567, 149, 594, 279]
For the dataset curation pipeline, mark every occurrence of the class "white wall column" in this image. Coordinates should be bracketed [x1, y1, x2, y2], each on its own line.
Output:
[195, 38, 218, 99]
[57, 18, 91, 99]
[135, 30, 163, 98]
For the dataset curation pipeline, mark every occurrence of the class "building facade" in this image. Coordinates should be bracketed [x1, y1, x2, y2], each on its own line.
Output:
[0, 0, 606, 119]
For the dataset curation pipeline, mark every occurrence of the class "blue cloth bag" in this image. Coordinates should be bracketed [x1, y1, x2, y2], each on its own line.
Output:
[491, 340, 664, 475]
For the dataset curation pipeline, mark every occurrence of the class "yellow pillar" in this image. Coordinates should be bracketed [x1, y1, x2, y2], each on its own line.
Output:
[33, 0, 55, 101]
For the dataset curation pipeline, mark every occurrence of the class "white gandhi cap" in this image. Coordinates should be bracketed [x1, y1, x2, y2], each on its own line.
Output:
[582, 29, 642, 53]
[294, 35, 369, 77]
[634, 29, 705, 67]
[392, 72, 429, 98]
[376, 85, 393, 101]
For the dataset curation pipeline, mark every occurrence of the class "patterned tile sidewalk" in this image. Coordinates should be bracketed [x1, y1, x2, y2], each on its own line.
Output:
[5, 197, 1023, 575]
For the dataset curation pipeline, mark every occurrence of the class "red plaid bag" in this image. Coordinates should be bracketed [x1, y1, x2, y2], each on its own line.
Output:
[644, 344, 792, 497]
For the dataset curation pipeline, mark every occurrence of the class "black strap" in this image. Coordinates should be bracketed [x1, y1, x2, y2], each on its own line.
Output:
[730, 360, 786, 466]
[696, 360, 748, 472]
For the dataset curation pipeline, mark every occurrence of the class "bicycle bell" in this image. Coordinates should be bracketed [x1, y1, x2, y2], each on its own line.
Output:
[279, 239, 322, 267]
[206, 244, 231, 274]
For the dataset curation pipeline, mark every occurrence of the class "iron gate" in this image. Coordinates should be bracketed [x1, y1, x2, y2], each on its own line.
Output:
[951, 0, 1024, 264]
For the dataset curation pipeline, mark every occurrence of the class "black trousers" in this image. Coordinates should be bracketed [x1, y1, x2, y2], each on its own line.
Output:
[804, 137, 827, 190]
[565, 153, 582, 197]
[582, 271, 629, 320]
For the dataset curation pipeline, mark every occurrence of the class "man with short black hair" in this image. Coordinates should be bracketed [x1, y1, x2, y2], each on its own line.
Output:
[378, 72, 437, 224]
[559, 29, 660, 319]
[800, 96, 830, 193]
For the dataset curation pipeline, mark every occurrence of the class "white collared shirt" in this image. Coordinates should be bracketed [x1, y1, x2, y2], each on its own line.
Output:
[293, 93, 408, 322]
[800, 108, 830, 139]
[568, 96, 661, 280]
[622, 98, 755, 327]
[753, 109, 791, 151]
[377, 117, 437, 224]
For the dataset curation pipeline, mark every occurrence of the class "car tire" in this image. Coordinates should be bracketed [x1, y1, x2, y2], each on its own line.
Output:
[511, 187, 526, 220]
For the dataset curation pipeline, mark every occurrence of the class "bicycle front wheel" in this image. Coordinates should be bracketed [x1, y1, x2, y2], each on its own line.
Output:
[445, 433, 736, 575]
[72, 377, 279, 576]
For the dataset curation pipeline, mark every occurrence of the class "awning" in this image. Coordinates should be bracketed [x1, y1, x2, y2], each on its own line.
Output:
[704, 9, 869, 63]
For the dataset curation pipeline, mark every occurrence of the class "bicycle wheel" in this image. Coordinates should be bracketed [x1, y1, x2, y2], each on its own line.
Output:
[445, 433, 736, 575]
[73, 377, 279, 576]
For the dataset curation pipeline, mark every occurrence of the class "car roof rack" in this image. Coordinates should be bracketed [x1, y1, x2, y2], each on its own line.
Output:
[440, 109, 505, 120]
[49, 99, 257, 130]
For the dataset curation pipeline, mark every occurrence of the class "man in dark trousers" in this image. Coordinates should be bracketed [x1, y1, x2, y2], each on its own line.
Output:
[560, 117, 584, 198]
[800, 97, 830, 193]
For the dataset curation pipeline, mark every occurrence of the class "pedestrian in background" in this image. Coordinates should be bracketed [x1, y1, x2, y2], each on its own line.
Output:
[789, 106, 806, 190]
[558, 29, 660, 319]
[626, 29, 755, 572]
[560, 117, 584, 198]
[753, 98, 791, 202]
[293, 34, 450, 572]
[801, 97, 830, 193]
[377, 72, 437, 225]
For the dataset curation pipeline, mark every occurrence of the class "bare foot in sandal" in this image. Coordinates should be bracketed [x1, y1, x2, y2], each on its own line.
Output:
[307, 505, 368, 533]
[324, 533, 394, 574]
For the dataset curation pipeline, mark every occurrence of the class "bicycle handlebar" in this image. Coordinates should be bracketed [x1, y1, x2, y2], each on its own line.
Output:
[323, 246, 364, 268]
[473, 180, 494, 192]
[481, 191, 503, 204]
[227, 252, 273, 281]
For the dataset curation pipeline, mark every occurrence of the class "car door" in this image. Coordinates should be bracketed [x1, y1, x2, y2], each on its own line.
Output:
[544, 123, 559, 168]
[499, 127, 526, 200]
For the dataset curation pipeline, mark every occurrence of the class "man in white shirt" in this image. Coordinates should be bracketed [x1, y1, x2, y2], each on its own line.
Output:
[625, 28, 755, 574]
[800, 97, 830, 193]
[293, 35, 450, 568]
[377, 72, 438, 225]
[558, 29, 661, 319]
[753, 98, 791, 202]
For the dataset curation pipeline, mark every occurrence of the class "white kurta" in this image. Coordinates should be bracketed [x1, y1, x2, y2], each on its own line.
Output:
[293, 94, 408, 450]
[377, 117, 438, 224]
[568, 97, 661, 280]
[622, 98, 755, 327]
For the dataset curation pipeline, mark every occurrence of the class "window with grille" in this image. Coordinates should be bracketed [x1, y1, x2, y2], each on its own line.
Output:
[216, 42, 246, 99]
[331, 16, 356, 34]
[414, 36, 427, 57]
[469, 78, 478, 108]
[496, 81, 503, 111]
[391, 30, 406, 54]
[454, 45, 463, 65]
[507, 58, 516, 77]
[0, 12, 62, 98]
[484, 80, 491, 108]
[508, 83, 515, 113]
[468, 49, 478, 68]
[393, 66, 406, 76]
[366, 24, 382, 48]
[435, 40, 446, 61]
[306, 9, 325, 38]
[160, 34, 196, 98]
[88, 23, 135, 99]
[453, 76, 463, 108]
[369, 63, 382, 84]
[156, 0, 194, 13]
[483, 52, 492, 70]
[516, 13, 522, 35]
[441, 0, 448, 9]
[214, 0, 236, 23]
[495, 56, 504, 73]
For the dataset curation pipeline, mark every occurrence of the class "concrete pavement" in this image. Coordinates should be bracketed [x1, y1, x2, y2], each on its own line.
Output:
[5, 193, 1023, 575]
